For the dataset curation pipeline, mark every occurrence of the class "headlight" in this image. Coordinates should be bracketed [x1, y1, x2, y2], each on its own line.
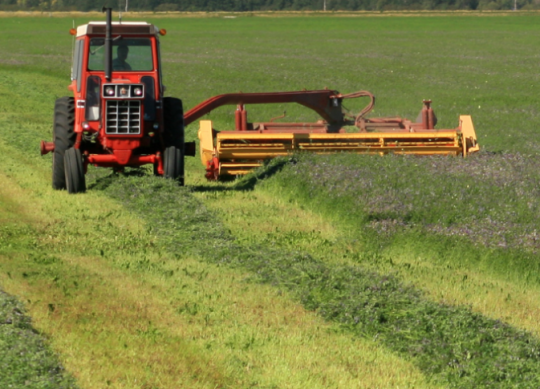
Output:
[105, 86, 115, 96]
[133, 87, 143, 96]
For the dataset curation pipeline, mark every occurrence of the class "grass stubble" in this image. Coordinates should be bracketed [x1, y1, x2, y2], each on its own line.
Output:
[2, 13, 540, 389]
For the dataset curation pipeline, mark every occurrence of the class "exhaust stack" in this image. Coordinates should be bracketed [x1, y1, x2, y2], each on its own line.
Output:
[102, 7, 112, 81]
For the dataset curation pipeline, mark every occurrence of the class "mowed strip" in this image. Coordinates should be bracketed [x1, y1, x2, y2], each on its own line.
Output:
[187, 176, 540, 388]
[0, 163, 233, 387]
[0, 72, 435, 388]
[198, 185, 540, 337]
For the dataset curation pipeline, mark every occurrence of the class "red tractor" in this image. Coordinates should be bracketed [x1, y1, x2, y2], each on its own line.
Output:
[41, 8, 194, 193]
[41, 9, 480, 190]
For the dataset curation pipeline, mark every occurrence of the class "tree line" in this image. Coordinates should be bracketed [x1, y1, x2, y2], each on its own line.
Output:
[0, 0, 535, 12]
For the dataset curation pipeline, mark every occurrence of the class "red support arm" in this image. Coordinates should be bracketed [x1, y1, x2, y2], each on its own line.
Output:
[183, 89, 345, 127]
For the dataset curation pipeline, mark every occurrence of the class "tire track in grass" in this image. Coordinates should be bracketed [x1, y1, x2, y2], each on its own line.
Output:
[0, 172, 234, 388]
[0, 250, 232, 389]
[106, 176, 540, 389]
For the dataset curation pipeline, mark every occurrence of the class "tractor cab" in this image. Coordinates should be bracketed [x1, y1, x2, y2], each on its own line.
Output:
[70, 21, 164, 135]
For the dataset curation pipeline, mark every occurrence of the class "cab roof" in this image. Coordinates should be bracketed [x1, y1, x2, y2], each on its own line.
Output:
[76, 22, 160, 38]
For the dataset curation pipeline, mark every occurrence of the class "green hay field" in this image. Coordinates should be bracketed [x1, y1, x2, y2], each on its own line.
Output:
[1, 13, 540, 388]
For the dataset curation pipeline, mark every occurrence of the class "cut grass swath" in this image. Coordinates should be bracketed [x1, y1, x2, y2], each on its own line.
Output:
[105, 175, 540, 388]
[197, 180, 540, 337]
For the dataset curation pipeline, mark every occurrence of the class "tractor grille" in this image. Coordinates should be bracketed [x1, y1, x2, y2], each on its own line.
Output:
[105, 100, 141, 134]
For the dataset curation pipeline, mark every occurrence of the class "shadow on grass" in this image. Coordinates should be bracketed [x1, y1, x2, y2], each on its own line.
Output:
[86, 158, 289, 194]
[191, 159, 289, 194]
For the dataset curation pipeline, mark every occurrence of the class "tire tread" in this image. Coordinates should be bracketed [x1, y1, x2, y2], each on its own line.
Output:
[52, 96, 75, 190]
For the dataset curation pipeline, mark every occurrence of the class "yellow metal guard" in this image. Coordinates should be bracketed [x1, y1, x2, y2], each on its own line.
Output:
[198, 116, 479, 179]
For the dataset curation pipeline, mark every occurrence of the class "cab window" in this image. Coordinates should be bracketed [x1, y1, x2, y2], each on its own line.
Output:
[88, 38, 153, 72]
[72, 40, 84, 91]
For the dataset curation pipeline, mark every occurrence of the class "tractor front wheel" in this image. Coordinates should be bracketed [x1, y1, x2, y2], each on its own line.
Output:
[64, 147, 86, 194]
[163, 97, 185, 186]
[52, 97, 75, 190]
[163, 97, 185, 149]
[163, 146, 184, 186]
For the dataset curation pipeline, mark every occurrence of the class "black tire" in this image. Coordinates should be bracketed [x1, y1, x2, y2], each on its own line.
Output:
[163, 97, 185, 149]
[163, 146, 184, 186]
[163, 97, 185, 186]
[52, 97, 75, 190]
[64, 147, 86, 194]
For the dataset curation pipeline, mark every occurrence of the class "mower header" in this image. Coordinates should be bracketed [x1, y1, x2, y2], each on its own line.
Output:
[192, 89, 479, 180]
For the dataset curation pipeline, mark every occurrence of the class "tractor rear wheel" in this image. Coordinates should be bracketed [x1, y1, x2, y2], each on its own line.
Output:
[52, 97, 75, 190]
[163, 146, 184, 186]
[64, 147, 86, 194]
